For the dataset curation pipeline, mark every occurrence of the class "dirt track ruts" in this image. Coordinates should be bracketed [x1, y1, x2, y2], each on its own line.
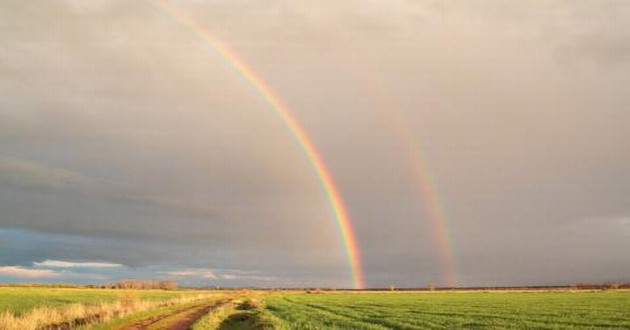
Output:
[116, 298, 231, 330]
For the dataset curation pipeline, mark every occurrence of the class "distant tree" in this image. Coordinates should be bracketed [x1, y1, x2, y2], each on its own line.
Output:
[112, 279, 177, 290]
[158, 280, 177, 290]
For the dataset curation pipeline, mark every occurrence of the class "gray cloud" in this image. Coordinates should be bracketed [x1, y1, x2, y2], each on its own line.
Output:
[1, 0, 629, 287]
[0, 156, 89, 190]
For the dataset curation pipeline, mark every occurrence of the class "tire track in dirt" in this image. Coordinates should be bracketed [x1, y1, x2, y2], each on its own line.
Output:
[116, 298, 231, 330]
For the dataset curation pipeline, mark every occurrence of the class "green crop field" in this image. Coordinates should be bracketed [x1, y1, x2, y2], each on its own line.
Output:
[262, 291, 630, 329]
[0, 287, 197, 314]
[2, 288, 630, 329]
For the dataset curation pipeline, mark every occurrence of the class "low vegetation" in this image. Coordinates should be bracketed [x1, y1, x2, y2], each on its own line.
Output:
[262, 291, 630, 329]
[190, 302, 238, 329]
[105, 279, 178, 290]
[0, 287, 211, 330]
[2, 287, 629, 329]
[191, 297, 284, 330]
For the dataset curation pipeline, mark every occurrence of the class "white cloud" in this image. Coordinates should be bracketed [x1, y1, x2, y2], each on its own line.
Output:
[165, 268, 277, 281]
[33, 260, 124, 268]
[0, 266, 60, 278]
[167, 269, 217, 279]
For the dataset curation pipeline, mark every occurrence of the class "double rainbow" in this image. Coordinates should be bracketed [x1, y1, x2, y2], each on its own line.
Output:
[367, 74, 458, 288]
[340, 54, 458, 287]
[150, 0, 365, 289]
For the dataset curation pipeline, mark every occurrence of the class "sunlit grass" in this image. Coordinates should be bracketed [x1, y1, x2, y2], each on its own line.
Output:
[0, 287, 212, 330]
[191, 296, 284, 330]
[263, 291, 630, 329]
[0, 287, 188, 313]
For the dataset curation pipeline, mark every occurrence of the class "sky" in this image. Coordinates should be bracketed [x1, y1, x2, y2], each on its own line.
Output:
[1, 0, 629, 288]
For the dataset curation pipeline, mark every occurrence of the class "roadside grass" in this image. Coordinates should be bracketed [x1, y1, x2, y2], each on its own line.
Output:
[0, 287, 190, 313]
[192, 297, 285, 330]
[143, 299, 220, 330]
[190, 302, 236, 330]
[0, 287, 213, 330]
[263, 291, 630, 329]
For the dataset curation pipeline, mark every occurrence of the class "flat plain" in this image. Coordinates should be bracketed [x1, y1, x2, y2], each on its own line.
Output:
[261, 291, 630, 329]
[1, 287, 629, 329]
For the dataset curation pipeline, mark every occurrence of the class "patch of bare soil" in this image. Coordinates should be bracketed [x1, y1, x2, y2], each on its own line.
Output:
[117, 299, 231, 330]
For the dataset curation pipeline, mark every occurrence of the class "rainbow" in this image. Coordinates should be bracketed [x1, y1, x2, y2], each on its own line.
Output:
[384, 113, 458, 288]
[352, 63, 458, 287]
[148, 0, 365, 289]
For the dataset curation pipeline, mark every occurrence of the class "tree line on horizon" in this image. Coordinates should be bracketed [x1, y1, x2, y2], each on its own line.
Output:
[105, 279, 178, 290]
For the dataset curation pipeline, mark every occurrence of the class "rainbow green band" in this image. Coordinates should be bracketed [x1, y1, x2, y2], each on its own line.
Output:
[151, 0, 365, 289]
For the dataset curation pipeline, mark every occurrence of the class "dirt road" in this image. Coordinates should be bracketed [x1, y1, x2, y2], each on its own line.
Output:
[116, 298, 231, 330]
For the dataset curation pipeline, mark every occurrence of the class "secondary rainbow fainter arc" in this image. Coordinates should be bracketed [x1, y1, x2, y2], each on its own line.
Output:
[149, 0, 365, 289]
[348, 61, 458, 288]
[379, 98, 458, 288]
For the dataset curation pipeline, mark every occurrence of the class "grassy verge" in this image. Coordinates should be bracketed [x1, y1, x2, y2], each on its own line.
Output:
[0, 287, 196, 313]
[191, 297, 285, 330]
[0, 290, 214, 330]
[190, 302, 236, 330]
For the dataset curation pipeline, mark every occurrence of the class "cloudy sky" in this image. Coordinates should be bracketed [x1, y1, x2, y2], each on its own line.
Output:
[1, 0, 629, 288]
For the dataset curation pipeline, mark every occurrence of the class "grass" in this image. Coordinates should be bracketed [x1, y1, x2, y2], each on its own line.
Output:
[0, 287, 212, 330]
[191, 302, 237, 330]
[263, 291, 630, 329]
[3, 288, 629, 329]
[0, 287, 189, 313]
[191, 297, 284, 330]
[211, 309, 282, 330]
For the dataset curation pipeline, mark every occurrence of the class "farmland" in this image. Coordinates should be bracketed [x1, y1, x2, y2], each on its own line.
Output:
[1, 287, 629, 329]
[260, 291, 630, 329]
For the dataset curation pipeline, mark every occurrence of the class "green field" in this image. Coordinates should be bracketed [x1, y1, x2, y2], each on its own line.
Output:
[0, 287, 195, 314]
[262, 291, 630, 329]
[2, 288, 630, 329]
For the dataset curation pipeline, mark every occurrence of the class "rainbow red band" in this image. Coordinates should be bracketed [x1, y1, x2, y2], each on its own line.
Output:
[351, 62, 458, 288]
[371, 83, 457, 287]
[151, 0, 365, 289]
